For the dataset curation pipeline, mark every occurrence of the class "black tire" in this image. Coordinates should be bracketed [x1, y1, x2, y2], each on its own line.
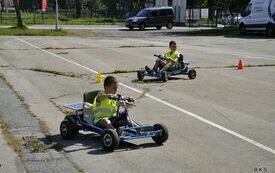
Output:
[156, 26, 162, 30]
[102, 129, 120, 151]
[128, 26, 134, 30]
[166, 22, 173, 29]
[266, 24, 274, 37]
[137, 71, 145, 81]
[60, 120, 76, 140]
[139, 23, 145, 31]
[239, 23, 246, 35]
[161, 71, 168, 82]
[152, 124, 169, 144]
[188, 69, 197, 80]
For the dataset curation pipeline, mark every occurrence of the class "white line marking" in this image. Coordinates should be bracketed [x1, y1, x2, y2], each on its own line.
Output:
[15, 36, 275, 155]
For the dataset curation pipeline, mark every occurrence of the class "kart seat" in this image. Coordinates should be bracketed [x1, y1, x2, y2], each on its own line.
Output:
[83, 90, 101, 124]
[168, 54, 184, 72]
[83, 90, 101, 104]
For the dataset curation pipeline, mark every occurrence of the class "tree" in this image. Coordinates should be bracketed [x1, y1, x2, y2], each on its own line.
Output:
[13, 0, 24, 28]
[75, 0, 81, 18]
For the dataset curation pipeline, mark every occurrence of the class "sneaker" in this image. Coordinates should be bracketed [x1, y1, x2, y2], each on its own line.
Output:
[117, 127, 123, 135]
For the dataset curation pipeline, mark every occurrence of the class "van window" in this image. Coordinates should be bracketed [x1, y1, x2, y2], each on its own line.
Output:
[242, 3, 252, 17]
[160, 9, 173, 16]
[149, 10, 158, 17]
[137, 9, 149, 17]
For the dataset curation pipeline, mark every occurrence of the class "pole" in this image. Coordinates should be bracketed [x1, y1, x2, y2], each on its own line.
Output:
[55, 0, 59, 30]
[119, 0, 121, 18]
[42, 11, 44, 24]
[0, 0, 3, 24]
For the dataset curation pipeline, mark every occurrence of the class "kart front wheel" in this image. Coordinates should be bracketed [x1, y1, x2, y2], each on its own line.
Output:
[161, 71, 168, 82]
[60, 120, 76, 140]
[137, 71, 145, 81]
[102, 129, 120, 151]
[188, 69, 197, 80]
[152, 124, 169, 144]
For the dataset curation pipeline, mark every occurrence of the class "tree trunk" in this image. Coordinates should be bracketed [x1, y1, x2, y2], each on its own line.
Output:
[75, 0, 81, 18]
[13, 0, 23, 28]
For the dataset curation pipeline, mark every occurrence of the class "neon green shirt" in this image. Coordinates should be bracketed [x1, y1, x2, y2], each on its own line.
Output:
[164, 50, 179, 62]
[93, 91, 118, 124]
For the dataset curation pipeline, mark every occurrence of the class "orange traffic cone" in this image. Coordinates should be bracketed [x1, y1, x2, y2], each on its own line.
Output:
[237, 59, 243, 70]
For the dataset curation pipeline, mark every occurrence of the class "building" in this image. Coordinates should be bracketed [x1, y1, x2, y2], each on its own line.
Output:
[0, 0, 14, 12]
[145, 0, 187, 25]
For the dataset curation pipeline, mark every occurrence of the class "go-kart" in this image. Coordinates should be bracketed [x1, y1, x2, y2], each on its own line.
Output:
[137, 54, 197, 82]
[60, 91, 169, 151]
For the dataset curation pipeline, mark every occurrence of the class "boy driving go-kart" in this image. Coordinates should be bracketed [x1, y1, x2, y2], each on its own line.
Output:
[93, 76, 137, 132]
[138, 41, 197, 82]
[60, 76, 169, 151]
[146, 41, 180, 74]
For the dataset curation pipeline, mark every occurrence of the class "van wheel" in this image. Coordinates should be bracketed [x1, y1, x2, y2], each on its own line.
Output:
[128, 26, 134, 30]
[239, 24, 246, 35]
[166, 22, 173, 29]
[139, 23, 145, 31]
[156, 26, 162, 30]
[266, 24, 274, 37]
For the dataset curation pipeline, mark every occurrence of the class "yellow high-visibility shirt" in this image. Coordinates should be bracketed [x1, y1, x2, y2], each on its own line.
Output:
[164, 50, 179, 62]
[93, 91, 118, 124]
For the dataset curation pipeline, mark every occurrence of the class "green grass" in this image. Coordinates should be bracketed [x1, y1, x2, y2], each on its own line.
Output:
[0, 27, 69, 36]
[0, 113, 22, 155]
[103, 69, 140, 74]
[28, 68, 81, 77]
[0, 12, 123, 25]
[23, 136, 48, 153]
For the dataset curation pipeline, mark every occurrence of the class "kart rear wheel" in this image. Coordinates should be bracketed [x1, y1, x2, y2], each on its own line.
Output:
[60, 120, 76, 140]
[152, 124, 169, 144]
[161, 71, 168, 82]
[102, 129, 120, 151]
[188, 69, 197, 80]
[137, 71, 145, 81]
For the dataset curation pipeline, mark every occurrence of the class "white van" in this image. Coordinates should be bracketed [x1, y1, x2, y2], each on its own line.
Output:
[239, 0, 275, 36]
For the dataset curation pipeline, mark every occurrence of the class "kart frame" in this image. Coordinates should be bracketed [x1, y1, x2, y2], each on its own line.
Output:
[63, 102, 162, 141]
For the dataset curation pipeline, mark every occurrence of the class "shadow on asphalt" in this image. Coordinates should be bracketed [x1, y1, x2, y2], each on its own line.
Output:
[119, 28, 160, 32]
[152, 31, 275, 39]
[135, 77, 189, 84]
[39, 133, 162, 155]
[224, 33, 275, 39]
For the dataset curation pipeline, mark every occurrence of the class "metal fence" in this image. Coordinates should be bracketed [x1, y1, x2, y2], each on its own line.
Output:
[0, 8, 126, 25]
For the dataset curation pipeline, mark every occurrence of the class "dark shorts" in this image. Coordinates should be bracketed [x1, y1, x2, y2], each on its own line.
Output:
[96, 112, 128, 129]
[110, 112, 129, 129]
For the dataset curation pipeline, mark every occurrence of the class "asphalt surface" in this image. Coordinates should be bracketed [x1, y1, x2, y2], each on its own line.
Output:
[0, 79, 79, 173]
[0, 28, 275, 173]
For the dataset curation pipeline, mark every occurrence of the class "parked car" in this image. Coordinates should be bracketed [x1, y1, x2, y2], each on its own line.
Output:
[239, 0, 275, 36]
[125, 7, 175, 30]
